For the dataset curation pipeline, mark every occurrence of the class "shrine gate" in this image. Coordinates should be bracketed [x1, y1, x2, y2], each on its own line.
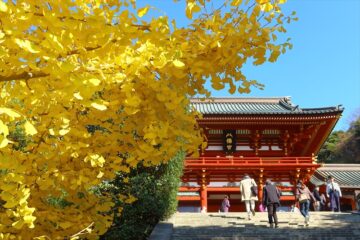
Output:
[177, 97, 343, 212]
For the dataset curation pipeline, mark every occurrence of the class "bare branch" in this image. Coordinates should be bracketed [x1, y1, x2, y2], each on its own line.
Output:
[0, 72, 49, 82]
[70, 222, 95, 239]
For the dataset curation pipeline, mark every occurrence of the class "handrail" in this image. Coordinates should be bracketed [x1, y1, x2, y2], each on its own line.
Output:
[185, 156, 314, 165]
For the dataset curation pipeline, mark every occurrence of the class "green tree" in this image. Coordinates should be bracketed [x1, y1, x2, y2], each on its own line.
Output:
[101, 151, 185, 240]
[318, 116, 360, 163]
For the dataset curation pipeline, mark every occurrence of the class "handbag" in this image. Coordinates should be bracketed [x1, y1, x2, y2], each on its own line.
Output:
[298, 193, 308, 203]
[259, 203, 265, 212]
[251, 185, 258, 197]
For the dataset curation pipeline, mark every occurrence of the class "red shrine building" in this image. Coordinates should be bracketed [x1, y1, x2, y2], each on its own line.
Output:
[177, 97, 344, 212]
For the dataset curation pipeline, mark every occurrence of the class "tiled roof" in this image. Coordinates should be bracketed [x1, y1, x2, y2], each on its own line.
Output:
[310, 164, 360, 188]
[190, 97, 343, 115]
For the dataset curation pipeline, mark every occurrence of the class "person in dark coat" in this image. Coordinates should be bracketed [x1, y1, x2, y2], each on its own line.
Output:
[262, 179, 281, 228]
[320, 193, 327, 211]
[312, 186, 322, 211]
[220, 195, 230, 212]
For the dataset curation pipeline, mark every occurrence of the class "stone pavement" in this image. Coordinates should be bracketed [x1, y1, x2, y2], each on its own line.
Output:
[150, 212, 360, 240]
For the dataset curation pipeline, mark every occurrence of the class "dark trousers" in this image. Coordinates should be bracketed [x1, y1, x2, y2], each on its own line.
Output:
[330, 191, 341, 212]
[267, 203, 278, 225]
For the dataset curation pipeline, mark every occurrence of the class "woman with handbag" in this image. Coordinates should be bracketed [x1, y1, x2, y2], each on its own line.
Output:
[296, 180, 316, 226]
[239, 174, 258, 220]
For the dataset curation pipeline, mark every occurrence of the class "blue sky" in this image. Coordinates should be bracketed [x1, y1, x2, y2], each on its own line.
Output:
[137, 0, 360, 131]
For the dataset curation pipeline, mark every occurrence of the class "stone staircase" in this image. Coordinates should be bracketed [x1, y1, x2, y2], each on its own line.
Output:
[168, 212, 360, 240]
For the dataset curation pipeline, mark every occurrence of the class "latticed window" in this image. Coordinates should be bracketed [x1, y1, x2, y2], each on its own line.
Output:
[236, 129, 250, 135]
[262, 129, 280, 135]
[208, 129, 222, 134]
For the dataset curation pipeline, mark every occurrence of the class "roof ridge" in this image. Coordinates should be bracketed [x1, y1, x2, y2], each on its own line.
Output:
[190, 97, 290, 104]
[302, 105, 344, 111]
[189, 97, 344, 115]
[191, 96, 290, 100]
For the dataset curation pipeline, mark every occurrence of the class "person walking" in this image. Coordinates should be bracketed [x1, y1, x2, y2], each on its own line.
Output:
[312, 186, 322, 211]
[326, 175, 342, 212]
[220, 195, 230, 213]
[296, 180, 316, 226]
[320, 193, 327, 211]
[262, 179, 281, 228]
[239, 174, 258, 220]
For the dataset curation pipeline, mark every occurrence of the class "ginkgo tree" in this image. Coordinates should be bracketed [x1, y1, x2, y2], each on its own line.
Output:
[0, 0, 295, 238]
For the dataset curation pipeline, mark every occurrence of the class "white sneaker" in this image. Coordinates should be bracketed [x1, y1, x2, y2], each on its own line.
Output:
[305, 215, 310, 226]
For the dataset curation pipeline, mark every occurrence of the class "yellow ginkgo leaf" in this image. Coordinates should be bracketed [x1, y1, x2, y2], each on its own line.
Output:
[231, 0, 243, 6]
[88, 78, 101, 86]
[124, 96, 141, 107]
[14, 38, 40, 53]
[73, 92, 83, 100]
[23, 215, 36, 228]
[186, 2, 201, 19]
[0, 107, 21, 119]
[144, 132, 156, 140]
[97, 171, 104, 178]
[59, 128, 70, 136]
[137, 6, 150, 17]
[0, 120, 9, 136]
[59, 221, 73, 229]
[0, 182, 17, 191]
[47, 33, 63, 50]
[12, 220, 24, 229]
[0, 1, 8, 12]
[91, 103, 107, 111]
[3, 198, 18, 208]
[173, 59, 185, 68]
[24, 121, 37, 135]
[260, 2, 273, 12]
[0, 190, 14, 201]
[85, 153, 106, 167]
[49, 128, 55, 135]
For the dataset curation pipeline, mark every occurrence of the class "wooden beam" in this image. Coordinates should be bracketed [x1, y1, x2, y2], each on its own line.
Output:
[301, 123, 321, 156]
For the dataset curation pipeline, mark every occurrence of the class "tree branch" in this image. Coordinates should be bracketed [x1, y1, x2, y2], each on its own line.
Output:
[0, 72, 49, 82]
[70, 222, 95, 238]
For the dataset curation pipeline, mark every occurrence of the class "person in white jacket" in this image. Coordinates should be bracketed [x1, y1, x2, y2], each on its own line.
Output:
[326, 175, 342, 212]
[239, 174, 258, 220]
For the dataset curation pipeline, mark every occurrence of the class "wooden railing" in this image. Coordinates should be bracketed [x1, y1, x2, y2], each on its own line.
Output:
[185, 156, 315, 166]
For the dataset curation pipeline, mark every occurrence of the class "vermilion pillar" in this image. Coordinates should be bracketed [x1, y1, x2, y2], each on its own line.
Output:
[200, 185, 208, 212]
[294, 169, 300, 207]
[258, 169, 264, 203]
[351, 198, 356, 210]
[258, 183, 263, 203]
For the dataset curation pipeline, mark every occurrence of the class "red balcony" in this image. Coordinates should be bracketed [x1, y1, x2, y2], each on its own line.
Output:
[185, 156, 319, 170]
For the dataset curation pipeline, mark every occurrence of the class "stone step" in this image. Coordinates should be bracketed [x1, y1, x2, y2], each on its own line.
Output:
[164, 212, 360, 240]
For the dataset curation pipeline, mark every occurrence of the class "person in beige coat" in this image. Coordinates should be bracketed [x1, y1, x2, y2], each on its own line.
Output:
[239, 174, 258, 220]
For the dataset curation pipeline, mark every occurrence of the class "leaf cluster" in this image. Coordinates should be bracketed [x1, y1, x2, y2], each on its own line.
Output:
[0, 0, 294, 238]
